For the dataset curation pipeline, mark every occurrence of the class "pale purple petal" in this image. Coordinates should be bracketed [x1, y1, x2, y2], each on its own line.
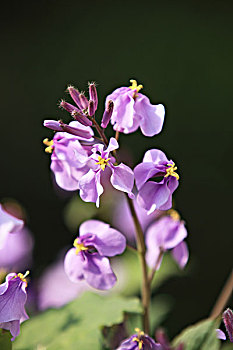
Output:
[51, 158, 83, 191]
[134, 95, 165, 137]
[0, 320, 20, 341]
[108, 91, 135, 131]
[79, 220, 110, 237]
[134, 162, 159, 190]
[64, 248, 84, 283]
[0, 205, 24, 249]
[216, 329, 226, 340]
[110, 163, 134, 195]
[143, 149, 168, 164]
[137, 181, 171, 213]
[79, 169, 104, 207]
[105, 137, 119, 154]
[146, 243, 163, 269]
[83, 253, 116, 290]
[172, 241, 189, 268]
[162, 218, 187, 250]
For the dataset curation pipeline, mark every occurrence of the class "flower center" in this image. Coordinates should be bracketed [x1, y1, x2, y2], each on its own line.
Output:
[132, 328, 144, 349]
[43, 138, 54, 154]
[95, 156, 110, 171]
[15, 270, 30, 287]
[164, 162, 179, 180]
[168, 209, 180, 221]
[129, 79, 143, 93]
[73, 238, 88, 255]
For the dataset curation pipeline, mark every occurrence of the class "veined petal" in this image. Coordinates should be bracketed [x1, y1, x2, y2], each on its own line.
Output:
[137, 181, 171, 213]
[134, 162, 159, 190]
[110, 163, 134, 195]
[143, 149, 168, 164]
[105, 137, 119, 154]
[134, 94, 165, 137]
[0, 320, 20, 341]
[172, 241, 189, 268]
[79, 170, 104, 207]
[83, 254, 116, 290]
[79, 220, 110, 237]
[64, 248, 84, 283]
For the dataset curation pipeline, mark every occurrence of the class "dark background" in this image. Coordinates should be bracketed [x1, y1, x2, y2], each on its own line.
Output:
[1, 0, 232, 338]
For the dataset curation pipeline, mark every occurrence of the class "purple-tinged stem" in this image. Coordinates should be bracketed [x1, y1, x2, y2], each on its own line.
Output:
[210, 269, 233, 319]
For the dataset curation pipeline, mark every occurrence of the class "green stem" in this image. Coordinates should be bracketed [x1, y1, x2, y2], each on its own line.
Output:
[125, 195, 150, 334]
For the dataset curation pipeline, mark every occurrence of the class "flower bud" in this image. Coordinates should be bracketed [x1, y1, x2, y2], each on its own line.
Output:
[89, 83, 98, 110]
[67, 86, 83, 110]
[43, 120, 93, 139]
[88, 100, 95, 117]
[101, 100, 114, 128]
[71, 110, 92, 127]
[79, 93, 89, 109]
[60, 100, 79, 114]
[223, 308, 233, 342]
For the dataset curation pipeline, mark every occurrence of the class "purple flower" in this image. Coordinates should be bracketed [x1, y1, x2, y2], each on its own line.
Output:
[79, 138, 134, 207]
[0, 205, 24, 250]
[0, 271, 29, 340]
[146, 210, 189, 270]
[216, 329, 226, 341]
[43, 122, 94, 191]
[223, 308, 233, 342]
[38, 258, 90, 310]
[64, 220, 126, 290]
[134, 149, 179, 214]
[0, 227, 34, 271]
[116, 328, 162, 349]
[105, 79, 165, 137]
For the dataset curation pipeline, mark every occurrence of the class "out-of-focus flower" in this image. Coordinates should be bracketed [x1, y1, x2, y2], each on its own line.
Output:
[38, 258, 90, 310]
[112, 195, 161, 243]
[0, 227, 34, 271]
[116, 328, 162, 349]
[223, 308, 233, 342]
[216, 329, 226, 340]
[43, 123, 94, 191]
[155, 329, 184, 350]
[64, 220, 126, 290]
[0, 272, 29, 340]
[0, 204, 24, 250]
[79, 138, 134, 207]
[146, 210, 188, 270]
[134, 149, 179, 214]
[106, 79, 165, 137]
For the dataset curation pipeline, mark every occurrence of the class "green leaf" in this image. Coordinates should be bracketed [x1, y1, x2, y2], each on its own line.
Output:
[172, 318, 221, 350]
[13, 292, 142, 350]
[221, 344, 233, 350]
[0, 330, 12, 350]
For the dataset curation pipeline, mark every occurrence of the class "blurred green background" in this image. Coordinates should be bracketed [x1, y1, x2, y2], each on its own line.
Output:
[1, 0, 232, 339]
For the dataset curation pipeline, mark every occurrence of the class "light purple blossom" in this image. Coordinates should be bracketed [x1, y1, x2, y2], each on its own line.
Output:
[105, 79, 165, 137]
[43, 122, 94, 191]
[116, 328, 162, 349]
[0, 227, 34, 271]
[134, 149, 179, 214]
[145, 211, 189, 270]
[38, 258, 90, 310]
[0, 205, 24, 250]
[79, 138, 134, 207]
[0, 272, 29, 340]
[64, 220, 126, 290]
[216, 329, 226, 341]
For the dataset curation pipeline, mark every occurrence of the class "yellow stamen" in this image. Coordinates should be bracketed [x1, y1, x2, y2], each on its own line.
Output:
[73, 238, 88, 255]
[43, 138, 54, 154]
[164, 162, 179, 180]
[16, 270, 30, 287]
[129, 79, 143, 93]
[95, 156, 110, 171]
[132, 328, 144, 349]
[168, 209, 180, 221]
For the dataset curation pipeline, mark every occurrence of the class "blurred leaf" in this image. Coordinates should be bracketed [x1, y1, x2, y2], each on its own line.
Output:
[0, 330, 12, 350]
[126, 294, 173, 335]
[120, 249, 183, 296]
[13, 292, 142, 350]
[221, 344, 233, 350]
[172, 318, 220, 350]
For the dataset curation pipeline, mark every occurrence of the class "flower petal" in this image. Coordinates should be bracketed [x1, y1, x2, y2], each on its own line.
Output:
[79, 170, 104, 207]
[83, 254, 116, 290]
[143, 149, 168, 164]
[110, 163, 134, 195]
[172, 241, 189, 269]
[134, 94, 165, 137]
[137, 181, 171, 213]
[134, 162, 159, 190]
[64, 248, 84, 283]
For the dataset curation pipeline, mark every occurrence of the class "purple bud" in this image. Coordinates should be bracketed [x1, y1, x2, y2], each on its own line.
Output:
[60, 100, 79, 114]
[43, 120, 93, 139]
[223, 308, 233, 342]
[67, 86, 83, 110]
[88, 100, 95, 117]
[89, 83, 98, 110]
[101, 100, 114, 128]
[71, 110, 92, 127]
[79, 93, 88, 109]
